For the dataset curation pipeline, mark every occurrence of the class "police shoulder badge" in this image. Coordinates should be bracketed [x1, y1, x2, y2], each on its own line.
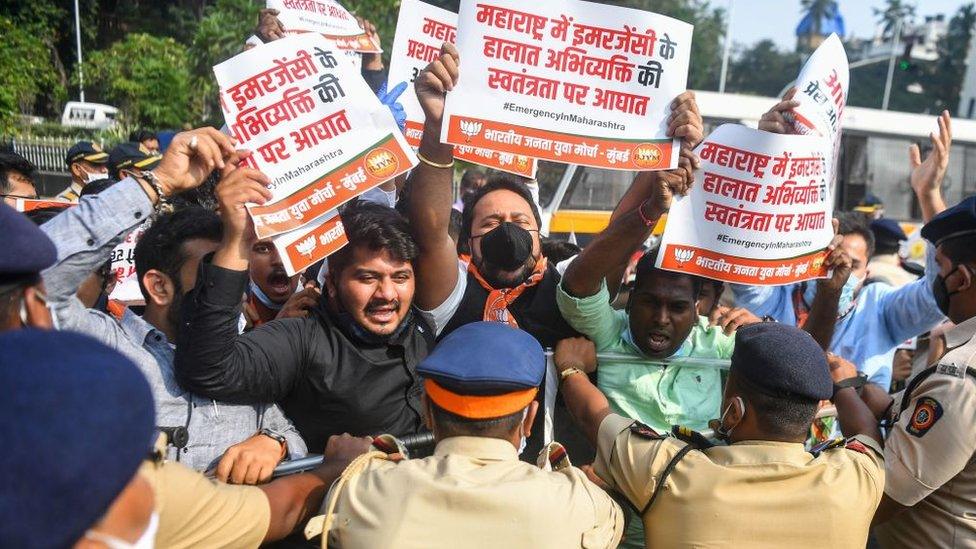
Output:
[629, 421, 662, 439]
[907, 397, 944, 438]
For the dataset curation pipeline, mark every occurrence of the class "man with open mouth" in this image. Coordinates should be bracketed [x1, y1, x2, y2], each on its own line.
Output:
[244, 238, 318, 328]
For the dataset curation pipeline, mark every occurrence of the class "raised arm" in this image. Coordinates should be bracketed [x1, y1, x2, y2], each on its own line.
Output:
[828, 354, 882, 446]
[553, 337, 610, 445]
[909, 110, 951, 223]
[803, 228, 850, 350]
[562, 161, 693, 299]
[407, 43, 462, 310]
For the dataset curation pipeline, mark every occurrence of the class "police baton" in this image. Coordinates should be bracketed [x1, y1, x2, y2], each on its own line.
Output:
[272, 432, 435, 478]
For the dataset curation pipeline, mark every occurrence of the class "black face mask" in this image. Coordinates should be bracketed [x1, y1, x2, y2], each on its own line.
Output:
[932, 266, 964, 317]
[476, 222, 535, 271]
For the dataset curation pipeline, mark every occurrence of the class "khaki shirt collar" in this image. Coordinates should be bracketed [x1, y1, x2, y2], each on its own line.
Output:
[433, 436, 519, 462]
[944, 316, 976, 350]
[711, 439, 811, 464]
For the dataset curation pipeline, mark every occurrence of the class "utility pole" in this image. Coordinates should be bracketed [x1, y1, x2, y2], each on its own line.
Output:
[74, 0, 85, 103]
[882, 17, 903, 111]
[718, 0, 734, 93]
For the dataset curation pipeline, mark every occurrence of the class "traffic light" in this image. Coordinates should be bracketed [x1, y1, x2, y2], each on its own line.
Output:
[898, 38, 917, 73]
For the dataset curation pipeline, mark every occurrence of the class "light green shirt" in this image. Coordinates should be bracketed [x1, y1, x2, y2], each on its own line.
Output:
[556, 281, 734, 432]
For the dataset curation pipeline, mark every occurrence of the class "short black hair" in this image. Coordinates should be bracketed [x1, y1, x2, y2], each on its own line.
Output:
[329, 200, 419, 277]
[633, 247, 703, 300]
[873, 239, 900, 256]
[134, 206, 222, 299]
[460, 175, 542, 244]
[941, 236, 976, 266]
[429, 401, 524, 439]
[541, 238, 581, 264]
[0, 152, 35, 193]
[129, 130, 157, 143]
[460, 168, 486, 191]
[837, 211, 875, 257]
[729, 372, 819, 439]
[79, 178, 118, 197]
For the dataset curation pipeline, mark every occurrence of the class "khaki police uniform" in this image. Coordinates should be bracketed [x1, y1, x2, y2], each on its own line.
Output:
[141, 436, 271, 548]
[875, 316, 976, 548]
[594, 414, 885, 548]
[319, 436, 623, 548]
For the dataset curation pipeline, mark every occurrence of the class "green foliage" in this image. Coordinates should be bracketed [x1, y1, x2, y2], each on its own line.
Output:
[0, 16, 67, 132]
[190, 0, 262, 124]
[929, 3, 976, 115]
[81, 33, 193, 128]
[726, 40, 802, 98]
[873, 0, 916, 40]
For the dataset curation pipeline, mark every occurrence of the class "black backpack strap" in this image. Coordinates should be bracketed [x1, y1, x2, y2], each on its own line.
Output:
[639, 444, 695, 516]
[897, 364, 976, 419]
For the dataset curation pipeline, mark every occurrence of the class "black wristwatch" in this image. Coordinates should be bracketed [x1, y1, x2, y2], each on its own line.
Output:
[259, 428, 287, 448]
[831, 374, 867, 401]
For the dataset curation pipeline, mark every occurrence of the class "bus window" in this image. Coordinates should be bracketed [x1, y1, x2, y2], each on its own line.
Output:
[535, 160, 568, 208]
[562, 166, 635, 211]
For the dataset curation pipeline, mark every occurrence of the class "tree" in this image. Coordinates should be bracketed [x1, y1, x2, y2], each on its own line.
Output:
[81, 33, 194, 129]
[726, 40, 802, 97]
[930, 3, 976, 115]
[190, 0, 262, 124]
[0, 16, 66, 131]
[801, 0, 838, 36]
[873, 0, 916, 40]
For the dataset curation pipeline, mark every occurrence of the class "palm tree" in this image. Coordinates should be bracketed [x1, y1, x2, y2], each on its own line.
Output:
[874, 0, 916, 40]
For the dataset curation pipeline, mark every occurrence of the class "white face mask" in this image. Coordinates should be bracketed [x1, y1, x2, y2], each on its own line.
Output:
[85, 512, 158, 549]
[83, 169, 106, 184]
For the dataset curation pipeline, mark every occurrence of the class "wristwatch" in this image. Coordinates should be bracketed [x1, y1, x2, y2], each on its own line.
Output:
[831, 374, 868, 401]
[259, 428, 288, 451]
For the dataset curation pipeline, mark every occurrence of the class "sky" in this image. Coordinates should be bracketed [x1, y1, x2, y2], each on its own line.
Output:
[731, 0, 969, 50]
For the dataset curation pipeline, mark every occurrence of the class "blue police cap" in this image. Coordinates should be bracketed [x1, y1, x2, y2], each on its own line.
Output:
[0, 202, 57, 282]
[921, 195, 976, 247]
[731, 322, 832, 401]
[65, 141, 109, 166]
[109, 142, 161, 175]
[870, 218, 907, 245]
[0, 330, 155, 548]
[420, 322, 544, 394]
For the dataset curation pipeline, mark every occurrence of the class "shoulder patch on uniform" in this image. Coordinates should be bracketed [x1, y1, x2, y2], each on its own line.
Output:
[906, 397, 944, 438]
[629, 421, 662, 439]
[844, 438, 870, 455]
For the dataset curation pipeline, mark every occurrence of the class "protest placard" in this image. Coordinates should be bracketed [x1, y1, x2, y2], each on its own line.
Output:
[388, 0, 538, 178]
[272, 212, 348, 274]
[790, 33, 848, 144]
[441, 0, 692, 170]
[656, 124, 834, 286]
[214, 34, 416, 274]
[108, 225, 146, 305]
[267, 0, 381, 53]
[13, 199, 73, 213]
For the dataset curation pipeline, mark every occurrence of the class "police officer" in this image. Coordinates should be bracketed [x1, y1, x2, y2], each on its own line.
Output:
[870, 196, 976, 547]
[0, 200, 57, 330]
[0, 329, 370, 548]
[314, 322, 624, 548]
[58, 141, 110, 202]
[108, 141, 162, 181]
[558, 322, 885, 548]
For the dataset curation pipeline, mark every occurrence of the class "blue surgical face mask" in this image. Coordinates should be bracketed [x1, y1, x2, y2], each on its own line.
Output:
[803, 273, 862, 318]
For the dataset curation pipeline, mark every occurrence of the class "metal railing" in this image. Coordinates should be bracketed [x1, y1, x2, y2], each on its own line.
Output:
[4, 136, 79, 174]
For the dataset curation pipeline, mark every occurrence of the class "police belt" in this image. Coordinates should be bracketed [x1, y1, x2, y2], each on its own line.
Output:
[272, 432, 435, 478]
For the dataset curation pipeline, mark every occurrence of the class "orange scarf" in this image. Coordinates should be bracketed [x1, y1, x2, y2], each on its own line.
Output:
[468, 257, 548, 328]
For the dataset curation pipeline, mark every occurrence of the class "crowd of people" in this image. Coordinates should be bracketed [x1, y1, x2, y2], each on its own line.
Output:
[2, 6, 975, 549]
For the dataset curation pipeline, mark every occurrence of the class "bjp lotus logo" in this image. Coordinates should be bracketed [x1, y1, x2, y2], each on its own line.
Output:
[674, 248, 694, 265]
[459, 120, 483, 142]
[296, 235, 317, 256]
[633, 143, 664, 169]
[364, 148, 399, 179]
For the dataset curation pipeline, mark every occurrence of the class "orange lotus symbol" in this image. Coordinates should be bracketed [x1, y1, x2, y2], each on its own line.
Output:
[633, 143, 664, 169]
[364, 148, 399, 179]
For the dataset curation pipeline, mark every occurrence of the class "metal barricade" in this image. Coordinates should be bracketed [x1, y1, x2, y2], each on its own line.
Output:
[6, 136, 77, 174]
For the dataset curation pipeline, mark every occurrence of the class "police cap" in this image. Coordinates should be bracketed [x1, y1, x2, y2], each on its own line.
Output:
[0, 202, 56, 284]
[65, 141, 108, 166]
[921, 195, 976, 247]
[731, 322, 832, 401]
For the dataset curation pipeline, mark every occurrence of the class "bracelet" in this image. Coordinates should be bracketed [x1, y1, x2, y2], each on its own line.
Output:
[416, 151, 455, 169]
[638, 201, 659, 227]
[140, 171, 169, 213]
[559, 367, 586, 385]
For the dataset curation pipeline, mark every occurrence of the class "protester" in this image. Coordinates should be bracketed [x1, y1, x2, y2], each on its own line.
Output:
[175, 175, 433, 452]
[57, 141, 110, 202]
[452, 168, 486, 211]
[317, 322, 623, 548]
[0, 329, 372, 548]
[108, 141, 163, 181]
[863, 196, 976, 547]
[867, 218, 917, 287]
[0, 202, 56, 330]
[130, 130, 160, 154]
[733, 109, 953, 391]
[41, 129, 307, 478]
[558, 323, 884, 548]
[0, 152, 38, 205]
[245, 238, 318, 327]
[405, 43, 703, 458]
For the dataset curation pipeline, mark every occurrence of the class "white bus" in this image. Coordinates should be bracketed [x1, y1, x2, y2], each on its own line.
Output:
[538, 90, 976, 246]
